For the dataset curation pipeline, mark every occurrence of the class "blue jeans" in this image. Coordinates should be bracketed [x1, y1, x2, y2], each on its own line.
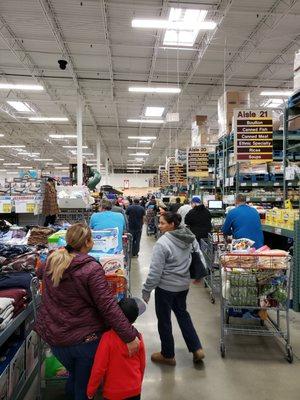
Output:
[155, 287, 202, 358]
[52, 340, 99, 400]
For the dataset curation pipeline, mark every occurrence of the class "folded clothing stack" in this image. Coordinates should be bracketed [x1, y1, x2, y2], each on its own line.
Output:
[0, 297, 14, 330]
[0, 272, 35, 296]
[0, 288, 29, 317]
[28, 227, 55, 246]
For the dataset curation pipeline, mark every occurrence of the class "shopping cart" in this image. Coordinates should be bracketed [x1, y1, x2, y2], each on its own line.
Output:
[145, 208, 157, 236]
[57, 208, 93, 225]
[123, 232, 133, 295]
[219, 252, 293, 362]
[201, 232, 225, 303]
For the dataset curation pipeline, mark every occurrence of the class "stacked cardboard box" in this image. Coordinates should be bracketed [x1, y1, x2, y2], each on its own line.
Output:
[191, 115, 208, 147]
[218, 91, 250, 138]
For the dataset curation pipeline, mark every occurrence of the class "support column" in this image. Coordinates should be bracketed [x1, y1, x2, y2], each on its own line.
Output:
[77, 97, 83, 186]
[105, 158, 109, 185]
[96, 136, 101, 172]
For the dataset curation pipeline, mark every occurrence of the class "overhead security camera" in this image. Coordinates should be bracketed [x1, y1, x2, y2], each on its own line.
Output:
[58, 59, 68, 70]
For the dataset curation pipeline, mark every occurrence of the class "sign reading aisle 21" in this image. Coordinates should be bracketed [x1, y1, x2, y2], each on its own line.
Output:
[234, 109, 273, 163]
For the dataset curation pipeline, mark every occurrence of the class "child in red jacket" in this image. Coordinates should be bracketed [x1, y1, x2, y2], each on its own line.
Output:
[87, 297, 146, 400]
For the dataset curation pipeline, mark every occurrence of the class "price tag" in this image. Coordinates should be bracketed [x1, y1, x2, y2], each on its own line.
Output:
[276, 197, 282, 201]
[261, 197, 267, 201]
[26, 203, 35, 213]
[241, 182, 247, 187]
[274, 182, 280, 186]
[288, 182, 293, 187]
[275, 228, 282, 235]
[252, 182, 258, 187]
[2, 203, 11, 213]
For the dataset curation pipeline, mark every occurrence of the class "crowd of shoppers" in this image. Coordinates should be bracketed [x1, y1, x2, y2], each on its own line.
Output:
[35, 191, 263, 400]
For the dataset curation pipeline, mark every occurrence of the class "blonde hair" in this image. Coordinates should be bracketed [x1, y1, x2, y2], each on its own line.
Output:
[47, 223, 92, 287]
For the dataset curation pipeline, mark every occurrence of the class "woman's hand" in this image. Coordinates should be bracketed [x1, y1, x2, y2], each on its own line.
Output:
[127, 337, 140, 357]
[142, 290, 150, 304]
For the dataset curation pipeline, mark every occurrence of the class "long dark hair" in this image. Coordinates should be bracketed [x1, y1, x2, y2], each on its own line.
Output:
[161, 212, 182, 229]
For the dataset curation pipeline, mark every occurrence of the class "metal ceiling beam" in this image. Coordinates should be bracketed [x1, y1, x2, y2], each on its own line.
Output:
[37, 0, 111, 162]
[99, 0, 123, 163]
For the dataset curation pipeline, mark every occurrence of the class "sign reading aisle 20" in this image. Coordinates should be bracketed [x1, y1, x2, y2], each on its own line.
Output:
[234, 109, 273, 163]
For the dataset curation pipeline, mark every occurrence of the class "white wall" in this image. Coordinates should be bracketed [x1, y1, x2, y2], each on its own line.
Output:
[108, 173, 153, 188]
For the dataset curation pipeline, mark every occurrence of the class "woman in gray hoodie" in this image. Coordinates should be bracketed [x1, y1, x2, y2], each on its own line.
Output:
[142, 212, 205, 366]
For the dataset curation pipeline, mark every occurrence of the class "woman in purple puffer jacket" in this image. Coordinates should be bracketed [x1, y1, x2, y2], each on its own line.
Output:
[35, 223, 139, 400]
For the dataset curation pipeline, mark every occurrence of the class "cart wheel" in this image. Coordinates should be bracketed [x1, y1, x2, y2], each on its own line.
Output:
[220, 342, 226, 358]
[210, 293, 215, 304]
[286, 346, 293, 363]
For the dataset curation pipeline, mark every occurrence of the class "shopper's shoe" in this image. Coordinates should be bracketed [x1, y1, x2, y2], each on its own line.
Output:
[193, 348, 205, 363]
[151, 352, 176, 366]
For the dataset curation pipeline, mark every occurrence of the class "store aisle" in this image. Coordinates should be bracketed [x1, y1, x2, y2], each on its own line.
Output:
[131, 230, 300, 400]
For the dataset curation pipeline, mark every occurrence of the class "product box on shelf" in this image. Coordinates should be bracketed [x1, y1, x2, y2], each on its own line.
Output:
[0, 364, 9, 400]
[288, 115, 300, 131]
[218, 91, 250, 137]
[8, 341, 25, 398]
[47, 230, 67, 250]
[25, 331, 39, 378]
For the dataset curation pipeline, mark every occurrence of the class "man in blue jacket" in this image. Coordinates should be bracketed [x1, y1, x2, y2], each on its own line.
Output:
[222, 194, 264, 249]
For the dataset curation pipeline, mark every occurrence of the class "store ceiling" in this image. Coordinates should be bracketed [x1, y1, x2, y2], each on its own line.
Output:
[0, 0, 299, 172]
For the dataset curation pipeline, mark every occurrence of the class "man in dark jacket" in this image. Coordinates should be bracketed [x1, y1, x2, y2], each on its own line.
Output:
[126, 198, 146, 257]
[185, 196, 212, 243]
[169, 197, 182, 213]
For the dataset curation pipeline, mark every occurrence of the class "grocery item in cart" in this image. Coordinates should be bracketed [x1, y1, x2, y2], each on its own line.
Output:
[231, 238, 255, 252]
[90, 229, 119, 254]
[99, 254, 125, 276]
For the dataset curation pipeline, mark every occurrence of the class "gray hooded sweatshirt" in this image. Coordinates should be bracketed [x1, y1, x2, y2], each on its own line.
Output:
[143, 227, 207, 294]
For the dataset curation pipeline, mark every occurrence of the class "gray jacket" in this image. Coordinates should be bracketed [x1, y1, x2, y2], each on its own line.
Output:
[143, 227, 206, 294]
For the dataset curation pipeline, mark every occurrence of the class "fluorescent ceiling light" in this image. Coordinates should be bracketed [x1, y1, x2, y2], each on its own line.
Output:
[127, 167, 142, 170]
[54, 166, 69, 170]
[260, 91, 293, 96]
[0, 145, 25, 148]
[0, 83, 44, 91]
[7, 101, 34, 113]
[131, 17, 214, 31]
[3, 162, 20, 166]
[46, 162, 62, 166]
[0, 159, 4, 161]
[70, 151, 94, 156]
[49, 134, 77, 139]
[29, 117, 68, 122]
[17, 166, 33, 169]
[129, 153, 149, 156]
[129, 87, 180, 94]
[145, 107, 165, 117]
[127, 147, 152, 150]
[0, 134, 4, 137]
[127, 119, 164, 124]
[128, 136, 156, 140]
[262, 99, 284, 108]
[0, 169, 7, 172]
[63, 145, 88, 149]
[34, 158, 53, 161]
[135, 158, 145, 162]
[139, 140, 151, 144]
[7, 172, 18, 175]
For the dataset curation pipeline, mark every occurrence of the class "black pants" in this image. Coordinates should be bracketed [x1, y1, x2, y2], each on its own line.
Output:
[129, 229, 142, 256]
[155, 287, 202, 358]
[44, 214, 56, 226]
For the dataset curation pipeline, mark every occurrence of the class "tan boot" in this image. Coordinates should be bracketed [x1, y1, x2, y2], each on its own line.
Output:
[151, 352, 176, 366]
[193, 348, 205, 363]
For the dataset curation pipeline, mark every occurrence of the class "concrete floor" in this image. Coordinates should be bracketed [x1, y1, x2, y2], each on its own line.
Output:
[44, 230, 300, 399]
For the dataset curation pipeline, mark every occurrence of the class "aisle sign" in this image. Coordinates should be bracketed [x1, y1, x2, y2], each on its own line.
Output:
[187, 147, 209, 178]
[234, 109, 273, 163]
[168, 159, 187, 185]
[0, 200, 12, 213]
[175, 149, 187, 165]
[26, 203, 35, 213]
